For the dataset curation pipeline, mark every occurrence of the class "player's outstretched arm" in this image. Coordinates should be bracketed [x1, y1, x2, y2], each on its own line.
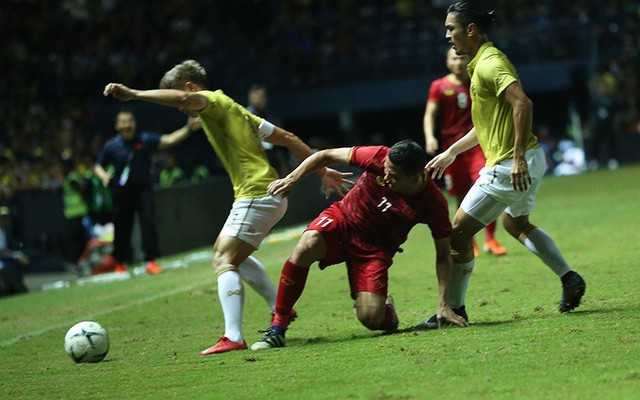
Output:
[266, 127, 353, 197]
[103, 83, 207, 112]
[267, 147, 353, 198]
[425, 127, 478, 179]
[433, 237, 468, 328]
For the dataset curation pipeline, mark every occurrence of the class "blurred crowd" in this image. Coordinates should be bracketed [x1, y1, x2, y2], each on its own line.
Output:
[1, 0, 639, 202]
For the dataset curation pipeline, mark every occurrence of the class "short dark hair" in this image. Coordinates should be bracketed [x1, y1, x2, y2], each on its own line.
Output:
[388, 140, 427, 176]
[447, 1, 497, 33]
[160, 59, 208, 89]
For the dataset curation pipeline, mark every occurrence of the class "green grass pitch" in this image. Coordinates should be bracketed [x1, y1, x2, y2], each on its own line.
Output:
[1, 166, 639, 399]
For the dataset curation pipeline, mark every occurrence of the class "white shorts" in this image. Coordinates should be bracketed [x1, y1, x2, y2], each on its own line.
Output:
[219, 195, 288, 249]
[460, 147, 546, 225]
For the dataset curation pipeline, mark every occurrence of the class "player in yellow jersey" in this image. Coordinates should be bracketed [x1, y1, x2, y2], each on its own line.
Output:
[419, 1, 586, 329]
[104, 60, 352, 354]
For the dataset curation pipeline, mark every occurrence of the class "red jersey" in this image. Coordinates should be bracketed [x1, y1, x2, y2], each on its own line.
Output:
[427, 75, 473, 149]
[335, 146, 452, 251]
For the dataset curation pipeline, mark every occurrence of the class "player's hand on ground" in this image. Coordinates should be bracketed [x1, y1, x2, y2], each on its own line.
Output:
[510, 156, 531, 192]
[103, 83, 135, 101]
[321, 168, 354, 199]
[438, 305, 468, 328]
[267, 177, 296, 197]
[425, 150, 456, 180]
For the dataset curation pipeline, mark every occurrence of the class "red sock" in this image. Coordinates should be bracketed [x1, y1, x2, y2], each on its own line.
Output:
[485, 220, 497, 241]
[273, 260, 309, 328]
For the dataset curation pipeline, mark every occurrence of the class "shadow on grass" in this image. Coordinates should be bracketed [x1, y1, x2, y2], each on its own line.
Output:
[284, 323, 475, 348]
[281, 305, 632, 349]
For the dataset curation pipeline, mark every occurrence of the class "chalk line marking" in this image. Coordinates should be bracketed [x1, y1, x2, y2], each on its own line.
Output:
[1, 280, 205, 347]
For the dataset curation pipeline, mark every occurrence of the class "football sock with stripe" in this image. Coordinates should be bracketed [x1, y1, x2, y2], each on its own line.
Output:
[217, 269, 244, 343]
[273, 259, 309, 329]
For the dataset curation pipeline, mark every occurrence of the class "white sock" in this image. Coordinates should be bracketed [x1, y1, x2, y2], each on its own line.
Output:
[217, 270, 244, 343]
[238, 256, 277, 312]
[448, 260, 475, 309]
[523, 228, 571, 277]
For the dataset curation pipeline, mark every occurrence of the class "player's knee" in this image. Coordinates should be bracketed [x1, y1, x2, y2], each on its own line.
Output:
[357, 309, 384, 330]
[212, 252, 238, 276]
[214, 262, 238, 276]
[450, 232, 472, 255]
[212, 252, 225, 269]
[355, 300, 385, 330]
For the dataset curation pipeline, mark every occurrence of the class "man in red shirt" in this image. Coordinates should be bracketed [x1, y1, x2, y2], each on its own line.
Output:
[423, 47, 507, 256]
[251, 140, 468, 350]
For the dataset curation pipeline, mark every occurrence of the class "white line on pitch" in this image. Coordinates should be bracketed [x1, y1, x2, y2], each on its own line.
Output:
[0, 281, 206, 347]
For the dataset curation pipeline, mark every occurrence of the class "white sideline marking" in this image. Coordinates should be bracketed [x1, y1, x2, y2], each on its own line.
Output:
[3, 226, 305, 348]
[0, 281, 206, 347]
[265, 224, 305, 244]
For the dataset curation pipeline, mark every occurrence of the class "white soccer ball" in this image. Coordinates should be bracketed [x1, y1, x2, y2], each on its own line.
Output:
[64, 321, 110, 363]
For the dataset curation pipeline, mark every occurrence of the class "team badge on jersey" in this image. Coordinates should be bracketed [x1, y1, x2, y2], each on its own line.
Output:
[457, 92, 469, 108]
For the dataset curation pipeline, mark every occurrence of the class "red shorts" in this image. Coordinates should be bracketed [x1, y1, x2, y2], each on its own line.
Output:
[306, 204, 394, 299]
[445, 145, 486, 199]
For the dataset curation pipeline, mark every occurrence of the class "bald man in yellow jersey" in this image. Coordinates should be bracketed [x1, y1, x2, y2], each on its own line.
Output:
[104, 60, 351, 354]
[420, 1, 586, 329]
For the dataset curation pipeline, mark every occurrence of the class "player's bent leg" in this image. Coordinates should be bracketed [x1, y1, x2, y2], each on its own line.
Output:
[213, 235, 257, 268]
[421, 208, 484, 330]
[274, 230, 327, 326]
[354, 292, 390, 331]
[252, 231, 327, 351]
[450, 209, 485, 263]
[290, 230, 328, 266]
[201, 237, 257, 355]
[502, 213, 586, 312]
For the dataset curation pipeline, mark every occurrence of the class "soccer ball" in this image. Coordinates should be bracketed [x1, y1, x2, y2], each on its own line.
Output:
[64, 321, 110, 363]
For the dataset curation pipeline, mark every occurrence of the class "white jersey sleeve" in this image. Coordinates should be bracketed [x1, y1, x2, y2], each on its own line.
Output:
[257, 120, 276, 140]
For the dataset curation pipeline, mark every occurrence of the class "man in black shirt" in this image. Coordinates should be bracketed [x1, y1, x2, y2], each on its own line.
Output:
[94, 110, 199, 274]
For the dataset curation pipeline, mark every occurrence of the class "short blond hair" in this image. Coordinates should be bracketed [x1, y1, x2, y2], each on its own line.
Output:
[160, 59, 208, 89]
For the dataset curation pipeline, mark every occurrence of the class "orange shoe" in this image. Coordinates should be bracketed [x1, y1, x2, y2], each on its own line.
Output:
[145, 260, 164, 275]
[484, 239, 508, 256]
[114, 263, 128, 273]
[200, 337, 247, 355]
[473, 242, 480, 257]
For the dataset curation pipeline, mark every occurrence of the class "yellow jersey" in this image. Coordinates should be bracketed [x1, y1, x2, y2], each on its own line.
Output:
[468, 42, 539, 166]
[198, 90, 278, 199]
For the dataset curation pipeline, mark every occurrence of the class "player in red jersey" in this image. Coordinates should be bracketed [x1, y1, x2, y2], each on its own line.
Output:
[423, 47, 507, 256]
[251, 140, 468, 350]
